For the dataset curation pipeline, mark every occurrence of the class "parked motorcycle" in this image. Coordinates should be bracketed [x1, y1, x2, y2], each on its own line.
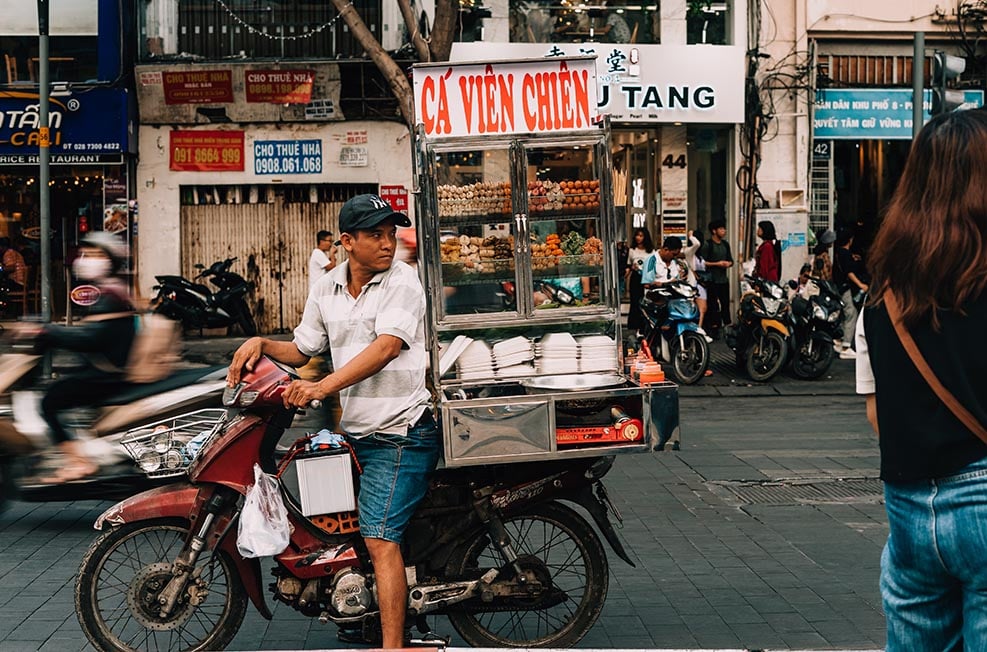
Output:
[152, 258, 257, 336]
[725, 275, 791, 382]
[0, 350, 228, 510]
[788, 277, 845, 380]
[75, 356, 633, 651]
[638, 280, 710, 384]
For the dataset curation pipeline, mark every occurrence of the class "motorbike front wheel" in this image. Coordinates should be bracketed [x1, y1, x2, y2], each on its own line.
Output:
[791, 336, 836, 380]
[447, 501, 608, 648]
[669, 331, 710, 385]
[745, 331, 787, 382]
[76, 520, 247, 652]
[232, 302, 257, 337]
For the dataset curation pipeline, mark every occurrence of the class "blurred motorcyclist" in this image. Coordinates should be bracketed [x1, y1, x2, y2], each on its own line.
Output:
[29, 232, 136, 482]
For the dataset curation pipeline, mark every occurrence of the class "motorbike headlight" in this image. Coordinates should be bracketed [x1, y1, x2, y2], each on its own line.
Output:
[812, 304, 827, 321]
[762, 297, 781, 316]
[222, 382, 259, 407]
[768, 284, 784, 300]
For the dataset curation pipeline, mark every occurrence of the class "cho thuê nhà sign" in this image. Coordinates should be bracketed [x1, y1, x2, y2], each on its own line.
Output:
[169, 130, 244, 172]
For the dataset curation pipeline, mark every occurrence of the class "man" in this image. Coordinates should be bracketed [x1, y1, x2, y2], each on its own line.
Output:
[832, 229, 868, 359]
[0, 237, 26, 289]
[641, 236, 684, 287]
[698, 220, 734, 338]
[308, 229, 337, 290]
[227, 194, 437, 649]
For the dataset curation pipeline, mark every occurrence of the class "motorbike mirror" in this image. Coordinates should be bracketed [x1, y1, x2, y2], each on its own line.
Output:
[194, 263, 205, 269]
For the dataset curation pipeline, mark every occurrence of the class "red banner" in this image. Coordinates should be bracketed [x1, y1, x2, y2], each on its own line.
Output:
[163, 70, 234, 105]
[245, 70, 315, 104]
[169, 130, 244, 172]
[379, 185, 409, 212]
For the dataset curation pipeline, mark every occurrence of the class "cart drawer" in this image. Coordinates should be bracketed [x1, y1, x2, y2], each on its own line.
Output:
[443, 399, 552, 464]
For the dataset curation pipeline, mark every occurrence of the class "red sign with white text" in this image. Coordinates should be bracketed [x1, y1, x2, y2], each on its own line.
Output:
[245, 70, 316, 104]
[412, 58, 598, 139]
[169, 130, 244, 172]
[163, 70, 234, 105]
[379, 185, 409, 212]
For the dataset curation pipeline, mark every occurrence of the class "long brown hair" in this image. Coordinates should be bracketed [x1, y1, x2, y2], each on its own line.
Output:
[868, 109, 987, 329]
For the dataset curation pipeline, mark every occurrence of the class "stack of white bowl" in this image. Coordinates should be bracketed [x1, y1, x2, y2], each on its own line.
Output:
[493, 336, 536, 377]
[578, 335, 618, 372]
[456, 339, 494, 381]
[535, 332, 580, 375]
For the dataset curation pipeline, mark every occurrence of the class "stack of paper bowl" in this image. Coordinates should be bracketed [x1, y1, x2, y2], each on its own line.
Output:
[535, 332, 580, 375]
[456, 339, 494, 381]
[493, 336, 536, 377]
[578, 335, 618, 372]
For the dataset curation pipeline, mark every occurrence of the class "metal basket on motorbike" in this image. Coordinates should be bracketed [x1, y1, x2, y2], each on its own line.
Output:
[120, 408, 228, 478]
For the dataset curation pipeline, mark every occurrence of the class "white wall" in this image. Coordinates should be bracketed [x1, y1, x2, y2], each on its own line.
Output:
[136, 121, 413, 296]
[807, 0, 950, 34]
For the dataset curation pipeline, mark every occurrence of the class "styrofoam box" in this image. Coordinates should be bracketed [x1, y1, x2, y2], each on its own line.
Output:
[295, 454, 356, 516]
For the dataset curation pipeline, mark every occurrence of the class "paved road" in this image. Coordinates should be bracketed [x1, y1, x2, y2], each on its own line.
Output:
[0, 389, 886, 651]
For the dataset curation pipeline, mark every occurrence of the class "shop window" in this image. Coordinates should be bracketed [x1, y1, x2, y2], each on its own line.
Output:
[686, 1, 728, 45]
[0, 36, 100, 84]
[140, 0, 381, 61]
[510, 1, 660, 44]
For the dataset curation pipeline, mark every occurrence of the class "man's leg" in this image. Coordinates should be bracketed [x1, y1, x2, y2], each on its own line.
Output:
[365, 538, 408, 649]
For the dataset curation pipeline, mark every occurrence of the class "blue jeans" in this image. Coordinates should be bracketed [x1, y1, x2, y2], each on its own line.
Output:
[882, 456, 987, 651]
[347, 411, 440, 544]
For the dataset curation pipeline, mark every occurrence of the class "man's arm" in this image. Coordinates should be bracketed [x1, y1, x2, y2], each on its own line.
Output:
[226, 337, 310, 386]
[847, 272, 868, 291]
[865, 394, 879, 436]
[281, 335, 404, 407]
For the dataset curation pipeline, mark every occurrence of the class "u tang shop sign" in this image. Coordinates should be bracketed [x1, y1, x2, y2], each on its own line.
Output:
[0, 88, 128, 165]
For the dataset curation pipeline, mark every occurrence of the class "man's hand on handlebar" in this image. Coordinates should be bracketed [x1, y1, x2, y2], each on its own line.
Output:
[226, 337, 264, 387]
[282, 379, 330, 409]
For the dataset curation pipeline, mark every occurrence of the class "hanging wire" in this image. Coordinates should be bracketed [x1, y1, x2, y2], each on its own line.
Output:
[209, 0, 354, 41]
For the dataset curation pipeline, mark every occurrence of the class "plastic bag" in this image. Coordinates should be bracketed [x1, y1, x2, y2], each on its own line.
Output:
[236, 464, 290, 558]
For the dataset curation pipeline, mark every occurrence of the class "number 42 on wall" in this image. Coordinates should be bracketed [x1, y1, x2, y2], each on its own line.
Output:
[662, 154, 687, 169]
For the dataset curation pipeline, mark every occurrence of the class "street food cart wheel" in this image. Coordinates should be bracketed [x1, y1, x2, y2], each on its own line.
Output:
[446, 501, 608, 647]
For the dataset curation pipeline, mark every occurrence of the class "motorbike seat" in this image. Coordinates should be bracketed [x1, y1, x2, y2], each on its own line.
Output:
[93, 366, 228, 407]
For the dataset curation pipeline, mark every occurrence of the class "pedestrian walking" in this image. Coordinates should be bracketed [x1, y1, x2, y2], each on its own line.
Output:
[699, 220, 734, 338]
[856, 109, 987, 651]
[625, 227, 653, 334]
[833, 229, 868, 358]
[228, 194, 438, 649]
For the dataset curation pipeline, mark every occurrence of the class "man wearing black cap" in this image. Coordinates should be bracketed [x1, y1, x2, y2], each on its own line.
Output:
[227, 194, 437, 648]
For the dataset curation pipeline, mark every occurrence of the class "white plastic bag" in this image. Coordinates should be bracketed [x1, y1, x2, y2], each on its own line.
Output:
[236, 464, 290, 558]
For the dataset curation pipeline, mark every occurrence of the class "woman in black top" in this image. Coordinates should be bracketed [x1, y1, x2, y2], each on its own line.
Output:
[856, 109, 987, 651]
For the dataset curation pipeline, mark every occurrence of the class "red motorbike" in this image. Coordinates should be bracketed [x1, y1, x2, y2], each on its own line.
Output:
[74, 356, 635, 651]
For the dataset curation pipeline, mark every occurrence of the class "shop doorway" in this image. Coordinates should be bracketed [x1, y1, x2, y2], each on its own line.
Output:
[179, 183, 375, 334]
[832, 139, 910, 251]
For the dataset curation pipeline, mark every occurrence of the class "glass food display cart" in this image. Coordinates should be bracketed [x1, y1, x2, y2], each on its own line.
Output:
[412, 57, 679, 467]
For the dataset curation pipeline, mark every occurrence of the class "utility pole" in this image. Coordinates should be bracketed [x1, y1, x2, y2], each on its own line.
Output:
[37, 0, 51, 324]
[913, 31, 924, 139]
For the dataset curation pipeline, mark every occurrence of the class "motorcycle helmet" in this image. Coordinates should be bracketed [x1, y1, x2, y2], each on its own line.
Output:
[81, 231, 129, 274]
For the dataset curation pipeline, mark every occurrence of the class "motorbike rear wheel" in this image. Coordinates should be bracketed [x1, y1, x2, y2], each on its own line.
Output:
[791, 337, 836, 380]
[446, 501, 608, 648]
[745, 331, 787, 382]
[76, 520, 247, 652]
[669, 331, 710, 385]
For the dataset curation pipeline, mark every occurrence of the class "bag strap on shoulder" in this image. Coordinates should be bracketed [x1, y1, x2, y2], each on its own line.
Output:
[885, 290, 987, 445]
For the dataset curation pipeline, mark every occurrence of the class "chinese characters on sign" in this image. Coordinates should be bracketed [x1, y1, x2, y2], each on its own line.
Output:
[170, 130, 245, 172]
[245, 70, 315, 104]
[254, 139, 323, 175]
[163, 70, 234, 105]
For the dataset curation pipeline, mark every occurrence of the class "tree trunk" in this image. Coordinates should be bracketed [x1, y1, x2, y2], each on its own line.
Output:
[429, 0, 458, 62]
[330, 0, 415, 126]
[397, 0, 430, 62]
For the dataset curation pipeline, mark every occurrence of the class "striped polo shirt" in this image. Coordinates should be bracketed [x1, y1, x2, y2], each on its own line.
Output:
[293, 259, 430, 437]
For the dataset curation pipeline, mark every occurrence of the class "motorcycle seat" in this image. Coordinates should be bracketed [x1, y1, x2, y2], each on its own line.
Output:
[94, 366, 228, 407]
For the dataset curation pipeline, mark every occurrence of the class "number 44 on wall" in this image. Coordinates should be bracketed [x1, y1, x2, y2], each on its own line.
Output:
[662, 154, 687, 169]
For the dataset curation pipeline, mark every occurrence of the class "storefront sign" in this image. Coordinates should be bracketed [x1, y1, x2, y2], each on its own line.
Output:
[245, 70, 315, 104]
[70, 285, 101, 307]
[169, 130, 244, 171]
[413, 57, 598, 138]
[0, 88, 128, 164]
[450, 43, 745, 124]
[813, 89, 985, 139]
[380, 185, 409, 212]
[339, 146, 368, 167]
[253, 139, 322, 175]
[163, 70, 234, 105]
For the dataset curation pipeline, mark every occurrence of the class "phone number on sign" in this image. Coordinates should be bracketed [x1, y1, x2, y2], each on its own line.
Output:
[254, 155, 322, 175]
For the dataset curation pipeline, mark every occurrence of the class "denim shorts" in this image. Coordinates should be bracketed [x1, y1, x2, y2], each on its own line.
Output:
[347, 411, 440, 544]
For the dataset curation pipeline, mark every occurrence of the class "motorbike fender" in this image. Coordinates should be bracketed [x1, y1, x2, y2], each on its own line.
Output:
[569, 485, 636, 567]
[760, 319, 790, 337]
[810, 329, 835, 345]
[674, 322, 700, 337]
[93, 482, 273, 620]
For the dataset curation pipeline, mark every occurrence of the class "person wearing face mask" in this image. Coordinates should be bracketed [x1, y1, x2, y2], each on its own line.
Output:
[32, 231, 137, 482]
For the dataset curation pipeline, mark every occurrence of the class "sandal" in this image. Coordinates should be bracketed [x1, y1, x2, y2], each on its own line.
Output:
[38, 447, 99, 484]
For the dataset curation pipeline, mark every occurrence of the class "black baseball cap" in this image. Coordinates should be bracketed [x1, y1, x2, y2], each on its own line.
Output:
[335, 194, 412, 245]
